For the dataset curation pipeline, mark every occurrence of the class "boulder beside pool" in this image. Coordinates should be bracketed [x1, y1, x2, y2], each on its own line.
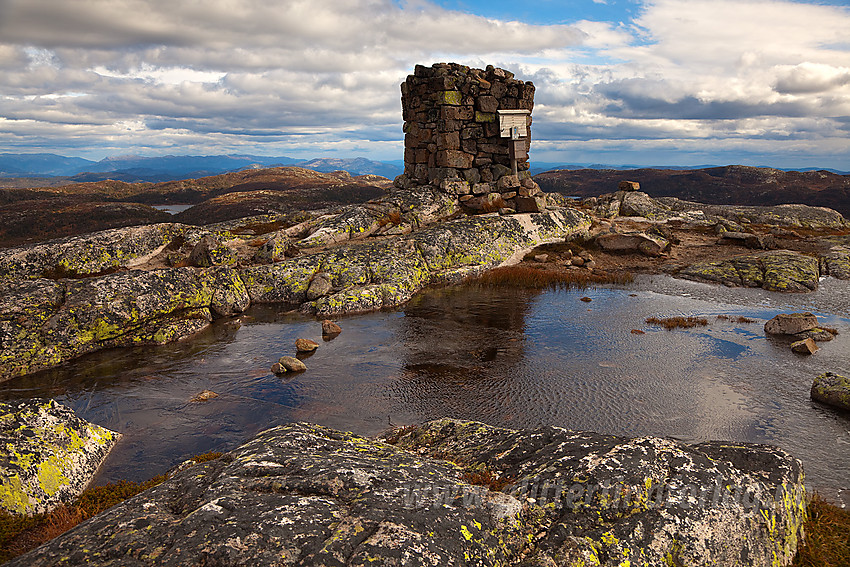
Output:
[0, 398, 120, 515]
[811, 372, 850, 412]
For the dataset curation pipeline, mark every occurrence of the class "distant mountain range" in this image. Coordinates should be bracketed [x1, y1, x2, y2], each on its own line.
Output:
[0, 153, 846, 186]
[0, 153, 404, 183]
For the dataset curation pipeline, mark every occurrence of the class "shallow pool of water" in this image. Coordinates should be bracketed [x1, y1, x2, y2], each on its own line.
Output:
[2, 276, 848, 506]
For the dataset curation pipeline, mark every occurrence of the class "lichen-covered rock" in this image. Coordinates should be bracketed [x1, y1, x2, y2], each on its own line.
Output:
[588, 191, 672, 219]
[188, 234, 237, 267]
[0, 223, 186, 280]
[811, 372, 850, 411]
[306, 272, 333, 300]
[657, 198, 850, 229]
[244, 208, 592, 315]
[679, 250, 820, 292]
[9, 419, 806, 566]
[820, 245, 850, 279]
[252, 231, 294, 264]
[0, 399, 120, 515]
[203, 265, 250, 317]
[390, 419, 806, 567]
[1, 268, 215, 381]
[295, 187, 459, 249]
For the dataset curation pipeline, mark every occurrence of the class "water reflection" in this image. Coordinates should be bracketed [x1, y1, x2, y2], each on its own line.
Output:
[0, 278, 848, 507]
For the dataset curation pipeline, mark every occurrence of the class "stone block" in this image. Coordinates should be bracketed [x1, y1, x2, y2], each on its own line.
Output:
[472, 182, 495, 195]
[441, 106, 474, 120]
[496, 174, 520, 191]
[440, 179, 471, 196]
[461, 125, 484, 139]
[437, 131, 460, 150]
[515, 195, 547, 213]
[477, 95, 499, 113]
[462, 168, 480, 185]
[475, 111, 496, 123]
[438, 90, 462, 105]
[435, 150, 474, 169]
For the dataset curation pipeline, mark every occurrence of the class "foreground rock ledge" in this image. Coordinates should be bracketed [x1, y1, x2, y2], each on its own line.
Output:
[0, 399, 120, 515]
[10, 419, 806, 566]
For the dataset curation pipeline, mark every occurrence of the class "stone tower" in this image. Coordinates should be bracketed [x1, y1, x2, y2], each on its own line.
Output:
[394, 63, 547, 214]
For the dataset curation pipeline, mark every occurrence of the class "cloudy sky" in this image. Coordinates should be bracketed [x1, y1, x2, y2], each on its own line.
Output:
[1, 0, 848, 168]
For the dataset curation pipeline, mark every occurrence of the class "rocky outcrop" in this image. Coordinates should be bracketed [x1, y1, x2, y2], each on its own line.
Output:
[294, 187, 460, 249]
[678, 250, 820, 291]
[580, 190, 849, 231]
[242, 208, 590, 316]
[657, 198, 848, 229]
[0, 399, 120, 515]
[0, 267, 228, 380]
[582, 190, 674, 219]
[9, 419, 806, 566]
[811, 372, 850, 412]
[0, 201, 591, 380]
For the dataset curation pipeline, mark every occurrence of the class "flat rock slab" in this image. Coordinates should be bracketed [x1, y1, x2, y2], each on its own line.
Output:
[811, 372, 850, 412]
[765, 312, 819, 335]
[11, 419, 806, 566]
[0, 399, 120, 515]
[678, 250, 820, 292]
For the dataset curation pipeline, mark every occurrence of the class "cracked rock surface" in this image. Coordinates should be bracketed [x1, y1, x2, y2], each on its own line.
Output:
[9, 419, 806, 567]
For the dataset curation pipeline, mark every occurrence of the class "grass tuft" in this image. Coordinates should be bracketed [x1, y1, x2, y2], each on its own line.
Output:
[461, 469, 515, 492]
[792, 493, 850, 567]
[646, 316, 709, 330]
[468, 266, 632, 290]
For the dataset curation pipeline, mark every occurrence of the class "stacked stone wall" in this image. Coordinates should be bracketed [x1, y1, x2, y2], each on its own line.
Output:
[394, 63, 547, 214]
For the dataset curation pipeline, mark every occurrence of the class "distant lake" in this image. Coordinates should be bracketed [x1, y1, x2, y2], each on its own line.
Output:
[152, 204, 193, 214]
[2, 275, 848, 507]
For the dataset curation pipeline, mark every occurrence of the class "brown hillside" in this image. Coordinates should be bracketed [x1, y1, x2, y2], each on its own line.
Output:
[0, 167, 391, 247]
[534, 166, 850, 217]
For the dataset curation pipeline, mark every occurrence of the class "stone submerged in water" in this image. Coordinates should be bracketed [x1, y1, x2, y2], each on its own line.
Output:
[321, 319, 342, 338]
[811, 372, 850, 412]
[0, 399, 120, 515]
[272, 356, 307, 374]
[295, 338, 319, 352]
[9, 419, 806, 567]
